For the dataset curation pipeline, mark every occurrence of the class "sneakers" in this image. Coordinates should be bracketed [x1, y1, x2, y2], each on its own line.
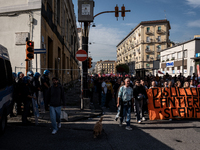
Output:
[138, 120, 141, 124]
[125, 126, 132, 130]
[52, 129, 57, 135]
[58, 123, 61, 128]
[142, 117, 146, 121]
[119, 122, 122, 127]
[115, 116, 119, 121]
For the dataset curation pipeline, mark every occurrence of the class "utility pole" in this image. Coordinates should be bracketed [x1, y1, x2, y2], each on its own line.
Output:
[82, 22, 89, 98]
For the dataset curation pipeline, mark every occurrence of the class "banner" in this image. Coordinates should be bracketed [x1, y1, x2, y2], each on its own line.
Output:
[147, 87, 200, 120]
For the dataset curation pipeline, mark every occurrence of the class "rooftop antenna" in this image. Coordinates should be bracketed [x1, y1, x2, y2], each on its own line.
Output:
[164, 10, 167, 20]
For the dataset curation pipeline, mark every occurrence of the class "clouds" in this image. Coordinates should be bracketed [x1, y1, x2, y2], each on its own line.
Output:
[184, 10, 196, 16]
[89, 24, 125, 61]
[187, 19, 200, 28]
[186, 0, 200, 8]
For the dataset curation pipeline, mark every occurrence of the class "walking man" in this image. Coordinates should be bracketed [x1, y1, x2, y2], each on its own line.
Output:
[117, 78, 133, 130]
[47, 77, 66, 134]
[133, 79, 147, 123]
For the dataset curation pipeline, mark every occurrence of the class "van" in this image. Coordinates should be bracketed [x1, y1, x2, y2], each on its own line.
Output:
[0, 44, 13, 134]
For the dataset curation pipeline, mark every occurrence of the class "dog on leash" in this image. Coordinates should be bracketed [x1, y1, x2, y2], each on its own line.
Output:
[93, 116, 103, 138]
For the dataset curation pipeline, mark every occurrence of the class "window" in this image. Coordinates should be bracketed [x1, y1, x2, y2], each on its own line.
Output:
[146, 36, 150, 42]
[178, 52, 181, 59]
[146, 64, 150, 67]
[5, 60, 13, 86]
[157, 36, 161, 41]
[147, 27, 150, 32]
[158, 26, 161, 31]
[162, 56, 165, 61]
[0, 58, 7, 90]
[157, 45, 161, 50]
[171, 53, 175, 59]
[184, 51, 187, 58]
[57, 0, 60, 25]
[146, 55, 149, 60]
[166, 55, 170, 60]
[146, 46, 150, 50]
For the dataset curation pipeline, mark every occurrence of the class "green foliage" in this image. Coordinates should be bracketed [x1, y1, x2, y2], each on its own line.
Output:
[116, 64, 129, 74]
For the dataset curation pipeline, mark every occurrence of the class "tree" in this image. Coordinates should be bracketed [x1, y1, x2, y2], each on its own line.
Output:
[116, 64, 129, 74]
[100, 69, 105, 74]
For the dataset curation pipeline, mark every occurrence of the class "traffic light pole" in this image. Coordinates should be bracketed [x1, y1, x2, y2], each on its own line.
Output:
[93, 10, 130, 18]
[82, 22, 89, 98]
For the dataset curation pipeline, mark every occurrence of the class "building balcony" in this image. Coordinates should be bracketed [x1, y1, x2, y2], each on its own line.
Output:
[145, 49, 154, 54]
[157, 49, 162, 52]
[156, 39, 166, 44]
[145, 30, 153, 35]
[157, 29, 165, 34]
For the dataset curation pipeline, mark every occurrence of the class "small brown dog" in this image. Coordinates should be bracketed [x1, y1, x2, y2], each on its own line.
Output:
[93, 116, 103, 138]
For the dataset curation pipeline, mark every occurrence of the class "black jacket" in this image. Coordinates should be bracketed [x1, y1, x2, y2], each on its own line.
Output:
[47, 84, 66, 107]
[133, 85, 148, 101]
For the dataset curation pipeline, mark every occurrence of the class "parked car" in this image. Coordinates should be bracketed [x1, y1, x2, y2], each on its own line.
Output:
[0, 44, 13, 134]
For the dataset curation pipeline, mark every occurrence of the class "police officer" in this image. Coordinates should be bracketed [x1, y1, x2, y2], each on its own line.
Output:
[33, 72, 41, 104]
[16, 72, 24, 115]
[41, 70, 50, 111]
[22, 76, 36, 125]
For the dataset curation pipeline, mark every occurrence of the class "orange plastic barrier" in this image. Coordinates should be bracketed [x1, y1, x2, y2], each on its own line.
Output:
[147, 87, 200, 120]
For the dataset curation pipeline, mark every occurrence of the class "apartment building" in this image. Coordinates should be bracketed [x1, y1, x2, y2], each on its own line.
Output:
[95, 60, 116, 74]
[160, 38, 200, 76]
[116, 19, 171, 77]
[0, 0, 79, 83]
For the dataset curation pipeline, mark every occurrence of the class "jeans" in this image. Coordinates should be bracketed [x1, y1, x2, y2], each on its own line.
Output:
[49, 106, 61, 131]
[135, 100, 144, 121]
[101, 93, 106, 107]
[120, 105, 131, 126]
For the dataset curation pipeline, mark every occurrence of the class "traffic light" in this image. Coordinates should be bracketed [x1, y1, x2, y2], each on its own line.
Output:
[90, 57, 93, 68]
[121, 5, 125, 18]
[115, 5, 119, 18]
[88, 57, 93, 69]
[26, 40, 34, 60]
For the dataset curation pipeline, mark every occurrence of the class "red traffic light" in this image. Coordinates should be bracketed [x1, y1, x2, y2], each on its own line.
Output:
[27, 41, 34, 46]
[121, 5, 125, 17]
[115, 5, 119, 18]
[26, 40, 34, 60]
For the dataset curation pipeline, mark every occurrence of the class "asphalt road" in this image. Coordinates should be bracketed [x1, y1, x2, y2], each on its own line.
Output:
[1, 107, 200, 150]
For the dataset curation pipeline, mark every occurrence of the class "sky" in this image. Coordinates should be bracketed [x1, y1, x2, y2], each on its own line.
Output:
[72, 0, 200, 62]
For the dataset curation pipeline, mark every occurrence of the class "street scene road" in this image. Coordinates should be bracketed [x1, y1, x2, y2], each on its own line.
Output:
[1, 0, 200, 150]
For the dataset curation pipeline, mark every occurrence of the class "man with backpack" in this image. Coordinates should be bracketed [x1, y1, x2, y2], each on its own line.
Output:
[47, 77, 65, 135]
[117, 78, 133, 130]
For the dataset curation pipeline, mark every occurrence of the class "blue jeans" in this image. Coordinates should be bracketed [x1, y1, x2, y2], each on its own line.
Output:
[49, 106, 61, 131]
[120, 105, 131, 126]
[101, 93, 106, 107]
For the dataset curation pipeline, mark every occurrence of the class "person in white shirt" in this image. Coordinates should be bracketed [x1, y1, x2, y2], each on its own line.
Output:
[101, 78, 107, 107]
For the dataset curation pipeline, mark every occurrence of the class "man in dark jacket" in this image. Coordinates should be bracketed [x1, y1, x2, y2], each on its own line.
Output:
[47, 77, 65, 135]
[133, 79, 148, 123]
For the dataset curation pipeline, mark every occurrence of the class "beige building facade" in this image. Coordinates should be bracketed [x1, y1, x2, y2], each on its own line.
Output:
[95, 60, 116, 74]
[116, 19, 171, 76]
